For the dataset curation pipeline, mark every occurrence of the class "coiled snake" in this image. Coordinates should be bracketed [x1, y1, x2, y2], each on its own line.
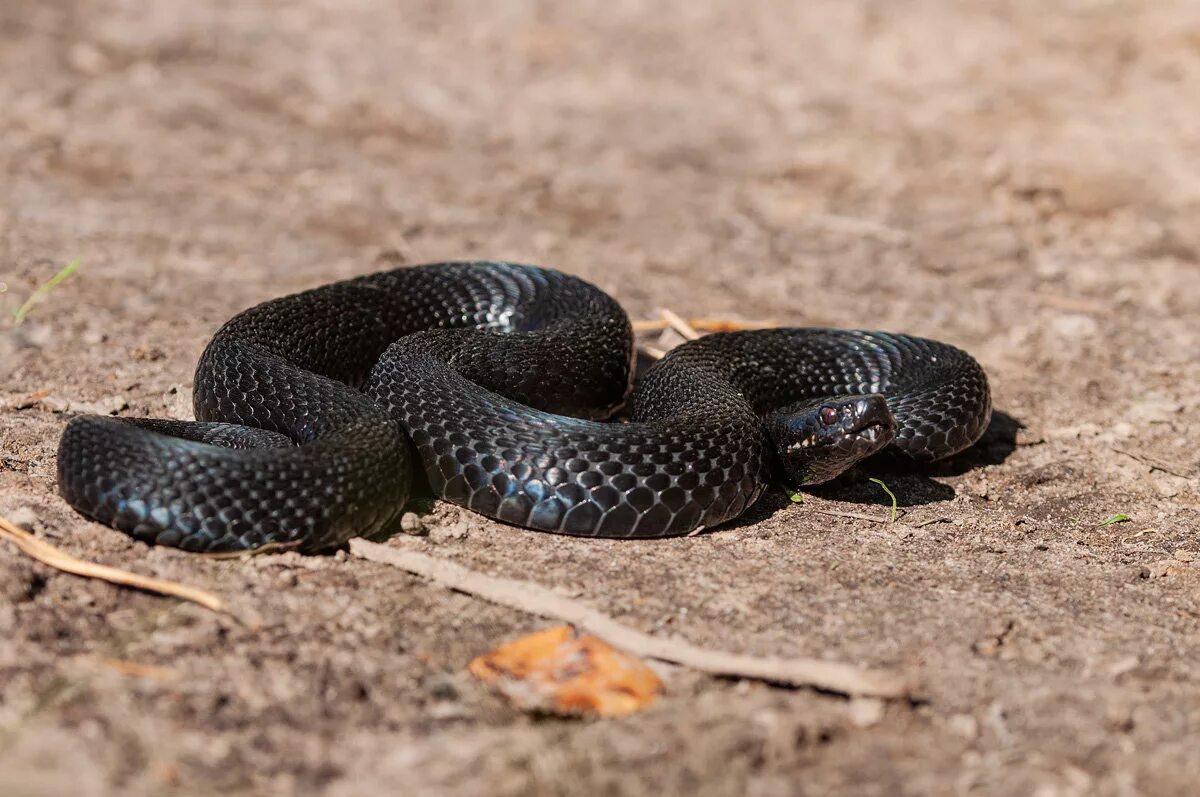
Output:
[57, 262, 991, 552]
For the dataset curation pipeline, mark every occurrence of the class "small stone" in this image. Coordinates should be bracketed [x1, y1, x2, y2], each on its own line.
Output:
[429, 522, 470, 543]
[1109, 421, 1135, 439]
[969, 476, 989, 499]
[129, 345, 165, 361]
[847, 697, 885, 728]
[973, 637, 1000, 657]
[164, 385, 193, 420]
[1050, 313, 1098, 340]
[274, 571, 300, 589]
[5, 506, 38, 531]
[423, 673, 460, 701]
[947, 713, 979, 739]
[1141, 560, 1174, 579]
[1174, 550, 1196, 563]
[399, 512, 426, 536]
[98, 395, 129, 415]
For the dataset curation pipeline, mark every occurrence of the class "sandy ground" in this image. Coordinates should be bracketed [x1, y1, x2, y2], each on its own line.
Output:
[2, 1, 1200, 794]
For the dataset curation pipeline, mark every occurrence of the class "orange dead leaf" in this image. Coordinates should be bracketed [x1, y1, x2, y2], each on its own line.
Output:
[468, 625, 663, 717]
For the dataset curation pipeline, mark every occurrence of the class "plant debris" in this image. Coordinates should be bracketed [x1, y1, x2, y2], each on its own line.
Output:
[469, 625, 663, 717]
[0, 513, 230, 617]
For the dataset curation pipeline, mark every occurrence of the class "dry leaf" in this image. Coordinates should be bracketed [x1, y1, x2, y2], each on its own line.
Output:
[468, 625, 663, 717]
[351, 538, 913, 699]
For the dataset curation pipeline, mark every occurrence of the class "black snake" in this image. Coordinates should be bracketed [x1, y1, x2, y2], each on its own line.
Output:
[56, 262, 991, 552]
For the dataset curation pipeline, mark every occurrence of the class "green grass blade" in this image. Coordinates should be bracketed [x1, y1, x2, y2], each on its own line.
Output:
[13, 259, 81, 325]
[868, 477, 898, 523]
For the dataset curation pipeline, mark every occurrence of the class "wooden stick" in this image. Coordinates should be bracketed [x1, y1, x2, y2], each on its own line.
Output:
[349, 538, 914, 699]
[656, 307, 701, 341]
[1111, 447, 1194, 480]
[0, 515, 229, 616]
[808, 508, 907, 525]
[638, 344, 668, 361]
[631, 317, 779, 334]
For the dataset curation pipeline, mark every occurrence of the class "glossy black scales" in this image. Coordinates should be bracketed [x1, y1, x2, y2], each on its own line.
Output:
[56, 261, 991, 552]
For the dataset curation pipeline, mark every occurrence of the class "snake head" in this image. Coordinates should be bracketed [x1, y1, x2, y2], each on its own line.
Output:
[766, 394, 897, 485]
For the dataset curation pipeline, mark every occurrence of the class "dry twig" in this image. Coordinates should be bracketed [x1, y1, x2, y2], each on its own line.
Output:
[71, 654, 182, 682]
[808, 508, 906, 525]
[349, 538, 914, 699]
[1111, 447, 1194, 480]
[1035, 292, 1112, 316]
[0, 514, 229, 616]
[1119, 528, 1159, 545]
[630, 317, 778, 334]
[656, 307, 701, 341]
[634, 310, 778, 361]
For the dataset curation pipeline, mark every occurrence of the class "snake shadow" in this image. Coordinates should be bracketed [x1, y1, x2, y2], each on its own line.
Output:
[726, 409, 1023, 527]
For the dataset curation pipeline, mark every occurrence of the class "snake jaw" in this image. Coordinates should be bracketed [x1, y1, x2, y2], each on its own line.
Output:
[768, 394, 898, 485]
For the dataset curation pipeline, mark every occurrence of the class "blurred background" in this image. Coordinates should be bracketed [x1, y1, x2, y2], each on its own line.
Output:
[2, 2, 1200, 795]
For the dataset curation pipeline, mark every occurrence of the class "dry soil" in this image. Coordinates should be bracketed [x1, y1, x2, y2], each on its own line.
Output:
[2, 2, 1200, 795]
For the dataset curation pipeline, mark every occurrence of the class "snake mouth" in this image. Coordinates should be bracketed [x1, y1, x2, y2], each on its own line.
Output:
[843, 420, 896, 461]
[846, 396, 895, 437]
[854, 422, 891, 444]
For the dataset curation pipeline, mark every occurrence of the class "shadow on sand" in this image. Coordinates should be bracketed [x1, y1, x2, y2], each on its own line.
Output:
[723, 408, 1023, 528]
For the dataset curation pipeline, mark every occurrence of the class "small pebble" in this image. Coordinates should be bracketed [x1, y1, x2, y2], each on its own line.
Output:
[947, 713, 979, 740]
[5, 506, 38, 531]
[1173, 550, 1195, 563]
[1050, 313, 1098, 340]
[274, 571, 300, 589]
[429, 522, 470, 543]
[399, 512, 426, 536]
[164, 384, 193, 420]
[1109, 421, 1135, 439]
[424, 673, 460, 701]
[847, 697, 885, 728]
[1140, 560, 1174, 579]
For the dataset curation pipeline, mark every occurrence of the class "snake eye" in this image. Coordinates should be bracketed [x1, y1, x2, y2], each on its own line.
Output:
[819, 406, 839, 426]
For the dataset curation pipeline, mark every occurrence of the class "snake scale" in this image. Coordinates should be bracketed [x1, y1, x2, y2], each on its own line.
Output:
[56, 262, 991, 552]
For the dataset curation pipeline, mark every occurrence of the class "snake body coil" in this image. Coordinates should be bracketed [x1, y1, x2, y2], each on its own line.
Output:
[57, 262, 991, 552]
